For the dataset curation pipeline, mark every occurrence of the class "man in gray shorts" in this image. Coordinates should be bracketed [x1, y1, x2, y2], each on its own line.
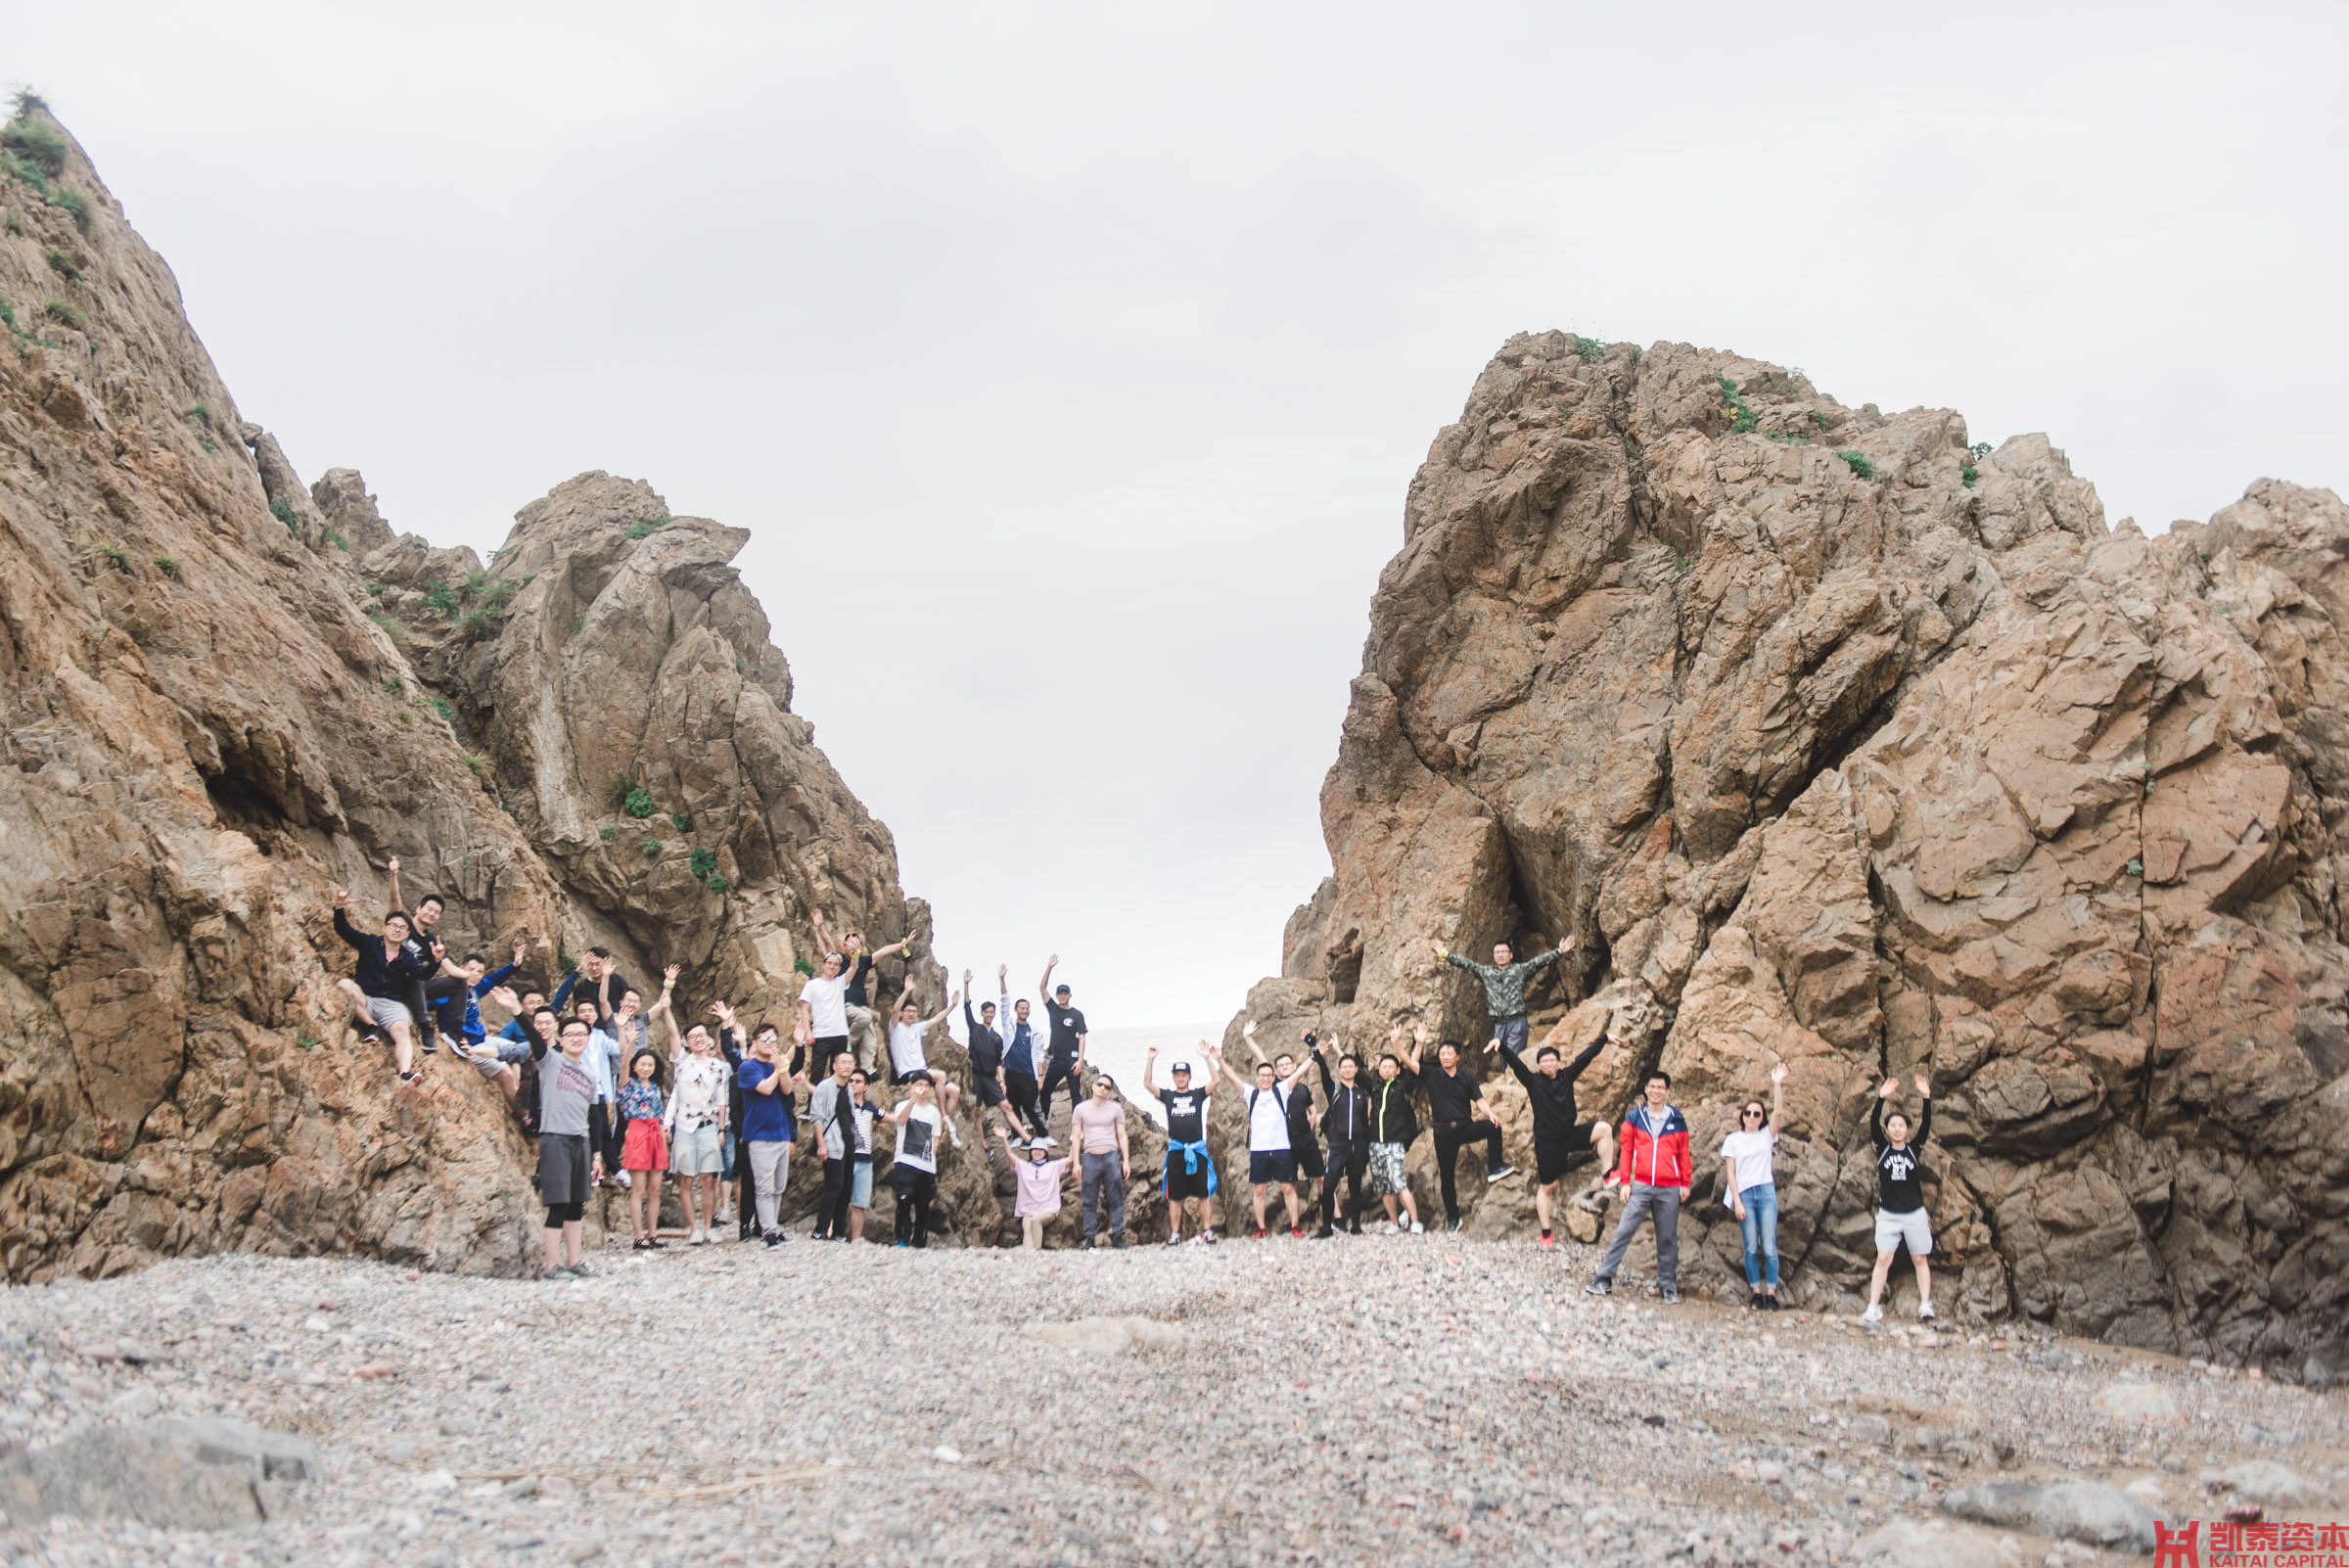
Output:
[530, 1012, 604, 1278]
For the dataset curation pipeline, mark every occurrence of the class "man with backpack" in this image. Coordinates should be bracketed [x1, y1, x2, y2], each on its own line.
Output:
[1217, 1029, 1313, 1237]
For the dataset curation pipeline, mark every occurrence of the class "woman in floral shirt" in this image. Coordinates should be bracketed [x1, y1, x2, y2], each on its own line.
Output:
[619, 1047, 668, 1249]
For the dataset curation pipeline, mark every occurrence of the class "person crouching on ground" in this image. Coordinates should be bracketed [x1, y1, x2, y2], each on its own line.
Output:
[1003, 1130, 1075, 1248]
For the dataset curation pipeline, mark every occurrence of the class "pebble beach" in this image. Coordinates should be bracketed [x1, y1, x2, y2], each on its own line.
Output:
[2, 1233, 2343, 1568]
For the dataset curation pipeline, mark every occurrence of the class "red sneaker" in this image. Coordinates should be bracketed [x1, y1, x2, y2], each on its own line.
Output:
[1537, 1232, 1556, 1250]
[1248, 1226, 1268, 1239]
[1288, 1226, 1307, 1239]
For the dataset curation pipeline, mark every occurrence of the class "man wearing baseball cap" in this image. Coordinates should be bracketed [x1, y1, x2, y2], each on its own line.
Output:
[1144, 1042, 1221, 1245]
[1036, 952, 1088, 1134]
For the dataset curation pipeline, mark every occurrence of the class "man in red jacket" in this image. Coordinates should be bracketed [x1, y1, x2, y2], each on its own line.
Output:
[1585, 1071, 1691, 1303]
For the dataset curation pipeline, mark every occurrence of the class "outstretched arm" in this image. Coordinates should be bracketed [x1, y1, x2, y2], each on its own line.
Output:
[1869, 1080, 1893, 1146]
[385, 854, 403, 915]
[1214, 1053, 1253, 1094]
[1038, 952, 1058, 1006]
[1404, 1024, 1427, 1074]
[922, 989, 959, 1030]
[1242, 1020, 1267, 1066]
[1912, 1074, 1931, 1145]
[1767, 1063, 1787, 1132]
[1142, 1047, 1159, 1096]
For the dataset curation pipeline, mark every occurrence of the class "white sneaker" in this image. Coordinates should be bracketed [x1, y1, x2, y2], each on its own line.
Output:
[1861, 1304, 1884, 1323]
[687, 1227, 707, 1246]
[1407, 1221, 1426, 1235]
[1917, 1302, 1937, 1322]
[714, 1207, 735, 1224]
[1165, 1230, 1182, 1247]
[614, 1170, 631, 1188]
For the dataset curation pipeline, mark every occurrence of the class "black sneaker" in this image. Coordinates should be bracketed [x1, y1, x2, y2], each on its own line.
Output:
[1347, 1221, 1363, 1235]
[1584, 1279, 1613, 1297]
[420, 1034, 438, 1055]
[1485, 1163, 1516, 1184]
[1660, 1285, 1681, 1304]
[1111, 1234, 1128, 1250]
[762, 1230, 785, 1248]
[1312, 1224, 1335, 1239]
[1444, 1218, 1463, 1234]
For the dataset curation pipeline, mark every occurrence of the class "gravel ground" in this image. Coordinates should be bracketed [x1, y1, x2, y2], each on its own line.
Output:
[1, 1232, 2343, 1568]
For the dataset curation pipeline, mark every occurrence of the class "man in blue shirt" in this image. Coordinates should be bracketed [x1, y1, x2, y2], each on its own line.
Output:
[736, 1019, 806, 1247]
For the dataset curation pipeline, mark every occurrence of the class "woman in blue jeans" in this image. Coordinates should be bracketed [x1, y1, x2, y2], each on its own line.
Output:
[1718, 1063, 1787, 1310]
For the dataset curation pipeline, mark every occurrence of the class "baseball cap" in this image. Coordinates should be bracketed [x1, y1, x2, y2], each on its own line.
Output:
[1170, 1059, 1193, 1073]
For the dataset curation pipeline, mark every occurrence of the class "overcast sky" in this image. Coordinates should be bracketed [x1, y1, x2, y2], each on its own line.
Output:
[15, 4, 2344, 1023]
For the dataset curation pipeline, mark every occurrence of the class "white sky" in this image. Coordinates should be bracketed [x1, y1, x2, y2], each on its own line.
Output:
[14, 4, 2344, 1023]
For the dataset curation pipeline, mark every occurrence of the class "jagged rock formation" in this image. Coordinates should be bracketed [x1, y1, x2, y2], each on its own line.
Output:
[0, 106, 996, 1275]
[1225, 330, 2348, 1377]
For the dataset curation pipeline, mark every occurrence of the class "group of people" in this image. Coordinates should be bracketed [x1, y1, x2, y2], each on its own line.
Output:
[328, 876, 1943, 1314]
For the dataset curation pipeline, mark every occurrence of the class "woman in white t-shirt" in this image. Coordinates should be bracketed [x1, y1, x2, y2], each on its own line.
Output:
[1720, 1063, 1788, 1311]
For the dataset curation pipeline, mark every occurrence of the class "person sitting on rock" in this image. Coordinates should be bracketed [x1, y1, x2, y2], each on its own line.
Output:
[1216, 1025, 1314, 1238]
[386, 856, 470, 1055]
[1722, 1064, 1789, 1310]
[1424, 1037, 1512, 1231]
[551, 946, 634, 1031]
[1144, 1044, 1221, 1246]
[1002, 1130, 1075, 1249]
[961, 968, 1015, 1153]
[810, 907, 909, 1077]
[447, 942, 528, 1114]
[530, 1011, 603, 1279]
[1586, 1071, 1691, 1303]
[1313, 1035, 1370, 1237]
[1863, 1074, 1935, 1324]
[1427, 931, 1575, 1063]
[885, 975, 964, 1146]
[1367, 1026, 1428, 1235]
[329, 889, 430, 1085]
[1489, 1029, 1615, 1249]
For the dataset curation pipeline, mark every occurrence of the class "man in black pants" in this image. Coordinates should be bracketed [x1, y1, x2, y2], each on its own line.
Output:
[1036, 953, 1087, 1133]
[1001, 981, 1046, 1139]
[1491, 1033, 1615, 1248]
[1425, 1038, 1512, 1231]
[806, 1049, 857, 1240]
[387, 856, 468, 1054]
[1312, 1036, 1370, 1237]
[961, 967, 1014, 1153]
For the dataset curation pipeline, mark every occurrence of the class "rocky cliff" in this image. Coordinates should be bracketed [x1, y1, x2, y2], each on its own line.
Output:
[0, 104, 987, 1277]
[1226, 330, 2349, 1378]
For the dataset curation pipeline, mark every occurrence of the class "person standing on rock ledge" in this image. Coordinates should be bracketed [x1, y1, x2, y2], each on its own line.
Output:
[1428, 931, 1575, 1063]
[1489, 1031, 1615, 1249]
[794, 948, 855, 1082]
[1145, 1045, 1221, 1246]
[961, 969, 1015, 1154]
[1001, 980, 1047, 1139]
[386, 856, 470, 1056]
[1862, 1075, 1935, 1325]
[1036, 955, 1088, 1134]
[1423, 1038, 1513, 1231]
[328, 889, 430, 1085]
[1585, 1071, 1690, 1303]
[810, 909, 908, 1077]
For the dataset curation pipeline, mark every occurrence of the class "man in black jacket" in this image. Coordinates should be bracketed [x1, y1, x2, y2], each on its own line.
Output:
[961, 967, 1013, 1154]
[1492, 1033, 1615, 1248]
[1312, 1036, 1370, 1237]
[387, 855, 470, 1055]
[330, 890, 430, 1084]
[1366, 1025, 1427, 1235]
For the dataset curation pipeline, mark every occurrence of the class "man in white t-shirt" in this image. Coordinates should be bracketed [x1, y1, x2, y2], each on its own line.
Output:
[798, 950, 852, 1063]
[1217, 1046, 1313, 1238]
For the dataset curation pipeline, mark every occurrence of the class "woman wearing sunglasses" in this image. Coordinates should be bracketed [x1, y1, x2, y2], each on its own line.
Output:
[1720, 1063, 1789, 1310]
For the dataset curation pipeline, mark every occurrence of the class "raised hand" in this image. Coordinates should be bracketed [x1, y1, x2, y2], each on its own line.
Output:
[512, 942, 527, 966]
[1146, 1046, 1159, 1060]
[1912, 1073, 1931, 1096]
[1412, 1023, 1430, 1046]
[1426, 937, 1447, 957]
[712, 999, 737, 1027]
[1769, 1063, 1789, 1084]
[962, 968, 973, 990]
[1389, 1023, 1403, 1046]
[487, 986, 521, 1013]
[1242, 1021, 1257, 1040]
[333, 888, 349, 908]
[1047, 952, 1059, 967]
[996, 963, 1007, 982]
[663, 963, 680, 988]
[387, 855, 399, 874]
[1485, 1036, 1501, 1054]
[1557, 934, 1577, 954]
[1878, 1078, 1899, 1099]
[810, 907, 826, 928]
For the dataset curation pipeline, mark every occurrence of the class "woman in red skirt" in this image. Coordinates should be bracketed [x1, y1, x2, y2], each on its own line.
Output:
[619, 1046, 670, 1248]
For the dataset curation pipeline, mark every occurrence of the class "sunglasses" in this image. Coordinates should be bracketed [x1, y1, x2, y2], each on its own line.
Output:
[1741, 1108, 1766, 1120]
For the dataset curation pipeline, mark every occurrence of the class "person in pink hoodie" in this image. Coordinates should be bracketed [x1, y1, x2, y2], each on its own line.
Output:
[1000, 1130, 1076, 1249]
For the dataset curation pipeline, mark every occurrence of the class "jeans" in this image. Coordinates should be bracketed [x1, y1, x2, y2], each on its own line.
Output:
[746, 1139, 790, 1235]
[1595, 1181, 1681, 1289]
[1737, 1182, 1779, 1288]
[1081, 1151, 1126, 1239]
[814, 1157, 852, 1238]
[1431, 1122, 1504, 1221]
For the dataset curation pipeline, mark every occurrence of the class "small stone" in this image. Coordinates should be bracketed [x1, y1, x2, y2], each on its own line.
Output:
[934, 1445, 963, 1463]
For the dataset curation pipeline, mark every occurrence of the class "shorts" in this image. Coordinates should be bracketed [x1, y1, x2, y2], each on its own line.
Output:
[1535, 1124, 1597, 1182]
[721, 1130, 740, 1181]
[1367, 1141, 1409, 1196]
[464, 1043, 510, 1081]
[537, 1133, 591, 1208]
[892, 1068, 930, 1087]
[1874, 1207, 1934, 1257]
[363, 995, 412, 1031]
[851, 1158, 873, 1209]
[622, 1120, 669, 1173]
[1249, 1150, 1296, 1185]
[973, 1075, 1006, 1107]
[1290, 1138, 1325, 1180]
[1164, 1154, 1213, 1202]
[672, 1124, 724, 1176]
[1494, 1014, 1531, 1053]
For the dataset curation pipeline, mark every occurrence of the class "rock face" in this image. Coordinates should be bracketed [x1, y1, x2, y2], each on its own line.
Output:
[0, 108, 972, 1275]
[1226, 329, 2349, 1373]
